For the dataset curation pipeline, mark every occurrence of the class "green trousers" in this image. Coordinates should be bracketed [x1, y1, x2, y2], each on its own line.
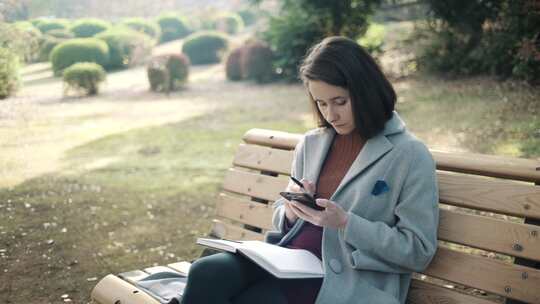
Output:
[180, 252, 289, 304]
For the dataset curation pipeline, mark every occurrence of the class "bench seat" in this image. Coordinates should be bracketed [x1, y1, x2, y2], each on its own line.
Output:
[91, 128, 540, 304]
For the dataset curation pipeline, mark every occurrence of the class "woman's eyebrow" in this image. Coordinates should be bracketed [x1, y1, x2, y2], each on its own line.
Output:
[314, 96, 346, 102]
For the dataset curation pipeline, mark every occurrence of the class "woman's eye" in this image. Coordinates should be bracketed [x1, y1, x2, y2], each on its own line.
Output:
[335, 99, 347, 105]
[317, 101, 327, 107]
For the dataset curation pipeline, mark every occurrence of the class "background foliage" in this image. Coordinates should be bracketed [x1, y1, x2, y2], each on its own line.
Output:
[62, 61, 106, 96]
[254, 0, 382, 80]
[418, 0, 540, 83]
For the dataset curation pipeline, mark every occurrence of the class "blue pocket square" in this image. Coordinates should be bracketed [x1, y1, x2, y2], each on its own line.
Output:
[371, 180, 389, 196]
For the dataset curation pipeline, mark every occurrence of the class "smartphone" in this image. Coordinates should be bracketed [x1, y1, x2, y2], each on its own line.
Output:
[279, 191, 324, 211]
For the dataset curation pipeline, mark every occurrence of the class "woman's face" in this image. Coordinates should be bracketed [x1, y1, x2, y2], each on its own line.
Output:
[308, 80, 355, 135]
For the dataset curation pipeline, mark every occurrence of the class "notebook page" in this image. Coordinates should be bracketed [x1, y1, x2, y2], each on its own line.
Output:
[240, 241, 323, 275]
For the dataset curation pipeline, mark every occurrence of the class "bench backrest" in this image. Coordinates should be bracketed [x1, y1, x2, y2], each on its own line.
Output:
[212, 128, 540, 304]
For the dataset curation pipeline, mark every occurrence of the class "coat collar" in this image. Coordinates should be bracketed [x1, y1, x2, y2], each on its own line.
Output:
[305, 111, 406, 200]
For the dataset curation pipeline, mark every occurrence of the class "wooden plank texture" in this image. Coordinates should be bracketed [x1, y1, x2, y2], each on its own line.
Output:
[222, 168, 287, 202]
[216, 193, 274, 230]
[117, 270, 148, 284]
[438, 209, 540, 261]
[438, 172, 540, 220]
[211, 219, 265, 241]
[167, 261, 191, 275]
[91, 274, 160, 304]
[242, 128, 301, 150]
[432, 150, 540, 183]
[407, 279, 498, 304]
[143, 265, 182, 275]
[233, 144, 293, 175]
[423, 246, 540, 303]
[242, 129, 540, 182]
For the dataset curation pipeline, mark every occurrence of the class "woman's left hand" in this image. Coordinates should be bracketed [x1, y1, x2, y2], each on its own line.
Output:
[289, 199, 349, 229]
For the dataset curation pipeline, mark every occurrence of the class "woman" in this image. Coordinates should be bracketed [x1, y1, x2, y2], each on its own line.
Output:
[180, 36, 439, 304]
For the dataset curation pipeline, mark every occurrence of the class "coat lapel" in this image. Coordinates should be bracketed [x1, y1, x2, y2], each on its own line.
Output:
[331, 111, 406, 200]
[330, 133, 393, 200]
[304, 128, 335, 184]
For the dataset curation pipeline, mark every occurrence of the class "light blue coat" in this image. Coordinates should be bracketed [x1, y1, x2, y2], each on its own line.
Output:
[266, 111, 439, 304]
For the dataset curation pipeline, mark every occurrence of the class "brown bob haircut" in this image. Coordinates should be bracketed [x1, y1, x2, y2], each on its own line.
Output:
[299, 36, 396, 140]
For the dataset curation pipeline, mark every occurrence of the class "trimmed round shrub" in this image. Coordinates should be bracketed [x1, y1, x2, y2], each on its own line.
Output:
[50, 38, 110, 75]
[157, 14, 191, 43]
[225, 47, 244, 81]
[70, 19, 111, 38]
[121, 18, 161, 40]
[35, 19, 69, 34]
[96, 27, 154, 70]
[213, 13, 244, 35]
[147, 53, 190, 92]
[0, 47, 20, 99]
[241, 41, 274, 83]
[45, 28, 74, 39]
[39, 36, 67, 62]
[181, 31, 229, 65]
[63, 62, 106, 96]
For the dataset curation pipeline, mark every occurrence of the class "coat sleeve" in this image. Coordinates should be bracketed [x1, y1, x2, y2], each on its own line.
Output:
[342, 143, 439, 273]
[269, 136, 305, 235]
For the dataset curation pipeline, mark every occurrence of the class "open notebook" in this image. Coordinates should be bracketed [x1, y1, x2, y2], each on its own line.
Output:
[196, 238, 324, 279]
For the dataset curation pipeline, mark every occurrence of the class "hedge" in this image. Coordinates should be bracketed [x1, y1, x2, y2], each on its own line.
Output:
[50, 38, 110, 75]
[0, 48, 20, 99]
[70, 19, 111, 38]
[95, 27, 153, 70]
[63, 62, 107, 96]
[181, 31, 229, 65]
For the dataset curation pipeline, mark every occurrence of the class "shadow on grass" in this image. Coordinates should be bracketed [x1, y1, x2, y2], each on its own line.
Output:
[22, 75, 57, 86]
[0, 105, 308, 304]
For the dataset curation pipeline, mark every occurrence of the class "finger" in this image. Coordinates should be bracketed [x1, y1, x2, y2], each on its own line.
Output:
[289, 202, 311, 220]
[301, 179, 316, 193]
[290, 200, 320, 218]
[315, 199, 328, 208]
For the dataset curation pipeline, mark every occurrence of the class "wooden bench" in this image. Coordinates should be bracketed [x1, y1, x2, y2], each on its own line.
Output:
[91, 128, 540, 304]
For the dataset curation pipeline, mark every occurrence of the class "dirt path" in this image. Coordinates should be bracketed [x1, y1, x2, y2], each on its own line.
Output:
[0, 55, 237, 188]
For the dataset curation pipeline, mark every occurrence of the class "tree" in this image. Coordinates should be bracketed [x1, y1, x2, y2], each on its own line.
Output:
[0, 0, 29, 21]
[253, 0, 383, 80]
[420, 0, 540, 83]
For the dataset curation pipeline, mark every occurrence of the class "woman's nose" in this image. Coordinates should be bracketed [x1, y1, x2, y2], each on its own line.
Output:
[326, 107, 339, 122]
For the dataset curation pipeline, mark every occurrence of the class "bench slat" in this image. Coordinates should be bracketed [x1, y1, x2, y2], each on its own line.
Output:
[216, 193, 274, 230]
[242, 128, 540, 183]
[424, 246, 540, 303]
[407, 279, 499, 304]
[242, 128, 301, 150]
[222, 168, 286, 202]
[439, 172, 540, 220]
[215, 195, 540, 262]
[167, 261, 191, 275]
[433, 150, 540, 183]
[233, 144, 293, 175]
[118, 270, 148, 284]
[231, 145, 540, 220]
[439, 209, 540, 262]
[211, 219, 265, 241]
[144, 266, 183, 275]
[91, 274, 160, 304]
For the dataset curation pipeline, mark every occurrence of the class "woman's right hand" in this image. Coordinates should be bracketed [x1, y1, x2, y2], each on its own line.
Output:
[283, 178, 316, 225]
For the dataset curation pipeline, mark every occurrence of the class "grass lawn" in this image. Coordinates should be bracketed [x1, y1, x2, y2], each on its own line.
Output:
[1, 24, 539, 303]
